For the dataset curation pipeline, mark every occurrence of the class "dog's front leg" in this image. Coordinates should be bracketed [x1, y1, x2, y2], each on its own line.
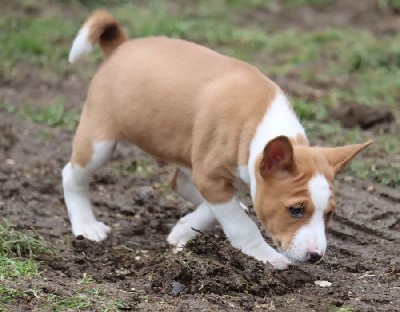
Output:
[207, 196, 291, 270]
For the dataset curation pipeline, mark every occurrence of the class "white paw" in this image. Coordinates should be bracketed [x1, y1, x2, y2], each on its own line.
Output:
[244, 245, 292, 270]
[268, 253, 292, 270]
[72, 221, 111, 242]
[167, 221, 197, 253]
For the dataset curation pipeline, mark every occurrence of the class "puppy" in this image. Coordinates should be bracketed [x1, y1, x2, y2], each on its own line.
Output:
[63, 10, 371, 269]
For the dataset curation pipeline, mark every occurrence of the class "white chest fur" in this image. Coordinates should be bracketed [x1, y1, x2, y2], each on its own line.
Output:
[244, 91, 306, 199]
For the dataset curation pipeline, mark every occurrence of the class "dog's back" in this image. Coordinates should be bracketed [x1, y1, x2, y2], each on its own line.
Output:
[71, 12, 277, 167]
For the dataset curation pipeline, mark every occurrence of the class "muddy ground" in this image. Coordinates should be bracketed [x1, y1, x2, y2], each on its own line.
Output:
[1, 1, 400, 311]
[1, 110, 399, 311]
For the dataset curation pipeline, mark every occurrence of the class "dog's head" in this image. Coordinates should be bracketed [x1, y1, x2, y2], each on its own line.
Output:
[254, 136, 371, 263]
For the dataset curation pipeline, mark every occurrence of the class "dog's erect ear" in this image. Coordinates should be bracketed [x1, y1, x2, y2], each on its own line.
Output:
[260, 136, 294, 177]
[319, 141, 372, 174]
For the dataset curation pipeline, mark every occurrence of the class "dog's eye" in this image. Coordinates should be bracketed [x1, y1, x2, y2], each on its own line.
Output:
[288, 204, 305, 219]
[325, 211, 334, 222]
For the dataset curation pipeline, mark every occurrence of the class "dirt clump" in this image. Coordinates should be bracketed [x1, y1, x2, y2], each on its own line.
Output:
[332, 102, 395, 130]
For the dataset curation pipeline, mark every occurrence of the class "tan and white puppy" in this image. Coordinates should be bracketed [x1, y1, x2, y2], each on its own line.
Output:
[63, 11, 371, 269]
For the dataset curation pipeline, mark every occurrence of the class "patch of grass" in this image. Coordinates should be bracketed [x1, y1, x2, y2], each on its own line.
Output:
[44, 293, 93, 311]
[116, 158, 154, 175]
[43, 289, 130, 312]
[0, 256, 38, 280]
[78, 274, 95, 285]
[285, 0, 333, 7]
[0, 0, 396, 196]
[0, 10, 78, 78]
[347, 159, 400, 188]
[0, 222, 54, 308]
[378, 0, 400, 11]
[0, 227, 129, 311]
[304, 121, 364, 146]
[0, 222, 54, 258]
[15, 100, 78, 130]
[0, 100, 79, 131]
[293, 98, 327, 121]
[0, 285, 29, 306]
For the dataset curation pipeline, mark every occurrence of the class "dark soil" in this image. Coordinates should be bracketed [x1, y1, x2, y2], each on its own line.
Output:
[0, 106, 399, 311]
[0, 1, 399, 311]
[332, 102, 395, 130]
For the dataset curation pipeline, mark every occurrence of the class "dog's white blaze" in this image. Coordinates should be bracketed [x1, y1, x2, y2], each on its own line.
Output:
[308, 174, 331, 213]
[68, 26, 93, 63]
[248, 91, 305, 199]
[62, 141, 115, 241]
[286, 174, 330, 261]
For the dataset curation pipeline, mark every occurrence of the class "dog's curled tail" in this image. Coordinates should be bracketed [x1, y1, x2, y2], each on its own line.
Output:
[68, 10, 127, 63]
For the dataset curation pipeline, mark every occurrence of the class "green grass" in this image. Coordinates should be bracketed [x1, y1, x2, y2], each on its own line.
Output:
[0, 0, 398, 309]
[1, 0, 398, 188]
[0, 256, 38, 279]
[19, 100, 79, 130]
[43, 290, 130, 312]
[0, 222, 54, 257]
[348, 159, 400, 188]
[0, 13, 77, 79]
[1, 100, 79, 130]
[0, 222, 53, 308]
[378, 0, 400, 10]
[0, 222, 130, 310]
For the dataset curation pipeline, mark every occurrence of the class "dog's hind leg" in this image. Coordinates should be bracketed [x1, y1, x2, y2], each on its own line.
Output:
[169, 168, 204, 206]
[167, 168, 217, 252]
[62, 106, 117, 242]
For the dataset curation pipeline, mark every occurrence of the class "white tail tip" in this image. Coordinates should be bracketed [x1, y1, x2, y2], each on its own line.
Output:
[68, 27, 93, 64]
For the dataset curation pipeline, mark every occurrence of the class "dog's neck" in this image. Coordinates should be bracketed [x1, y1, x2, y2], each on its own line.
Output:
[238, 91, 306, 200]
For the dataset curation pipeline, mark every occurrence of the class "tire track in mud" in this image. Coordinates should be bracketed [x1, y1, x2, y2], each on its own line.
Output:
[328, 178, 399, 261]
[322, 178, 400, 312]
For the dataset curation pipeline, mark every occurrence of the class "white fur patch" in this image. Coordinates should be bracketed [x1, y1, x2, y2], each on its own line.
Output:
[62, 141, 115, 241]
[68, 26, 93, 63]
[248, 91, 305, 199]
[285, 174, 330, 261]
[308, 174, 331, 212]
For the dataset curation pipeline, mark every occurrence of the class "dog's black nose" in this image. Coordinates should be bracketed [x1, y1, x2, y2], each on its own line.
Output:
[307, 252, 322, 264]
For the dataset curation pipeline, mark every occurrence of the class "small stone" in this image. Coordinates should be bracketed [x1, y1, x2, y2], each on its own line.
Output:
[6, 159, 15, 165]
[314, 280, 332, 287]
[367, 185, 375, 192]
[171, 281, 184, 295]
[115, 268, 130, 276]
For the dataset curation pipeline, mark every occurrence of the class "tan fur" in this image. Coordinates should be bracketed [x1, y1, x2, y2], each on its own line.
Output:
[69, 11, 372, 252]
[254, 140, 371, 249]
[71, 33, 277, 203]
[85, 10, 127, 58]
